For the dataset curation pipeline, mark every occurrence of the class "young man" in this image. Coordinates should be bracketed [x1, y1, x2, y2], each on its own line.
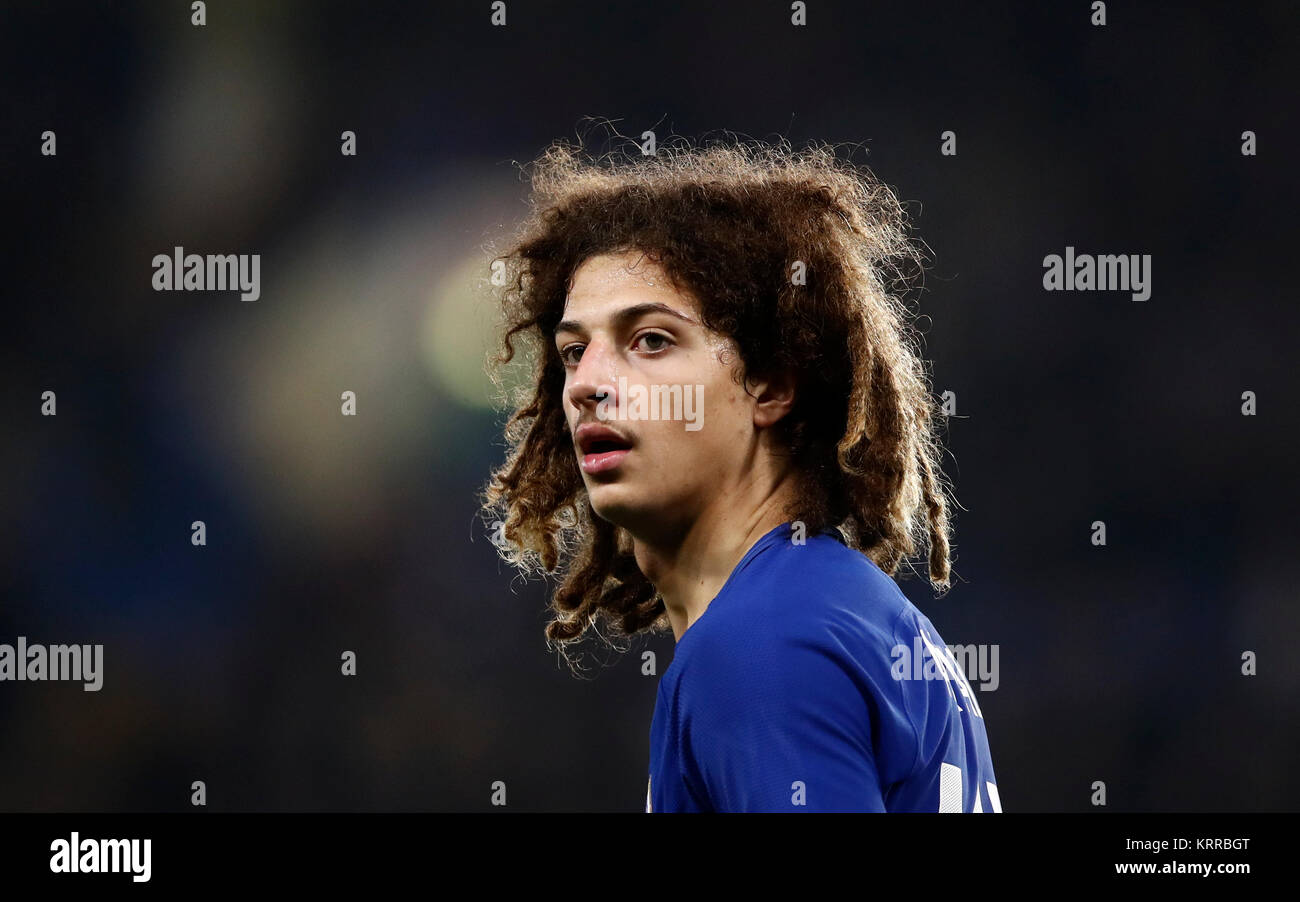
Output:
[483, 139, 1000, 812]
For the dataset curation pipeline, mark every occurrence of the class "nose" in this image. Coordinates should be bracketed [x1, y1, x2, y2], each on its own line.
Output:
[566, 336, 617, 416]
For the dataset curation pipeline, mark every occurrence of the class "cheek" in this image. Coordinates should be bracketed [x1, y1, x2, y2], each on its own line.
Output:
[699, 341, 749, 431]
[708, 381, 750, 438]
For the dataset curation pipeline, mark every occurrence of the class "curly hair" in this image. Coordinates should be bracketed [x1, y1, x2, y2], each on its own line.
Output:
[480, 135, 956, 665]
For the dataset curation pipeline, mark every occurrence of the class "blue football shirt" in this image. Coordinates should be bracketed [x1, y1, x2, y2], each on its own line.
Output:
[647, 521, 1000, 812]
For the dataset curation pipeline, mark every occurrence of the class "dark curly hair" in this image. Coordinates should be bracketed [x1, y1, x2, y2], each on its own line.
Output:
[480, 135, 956, 666]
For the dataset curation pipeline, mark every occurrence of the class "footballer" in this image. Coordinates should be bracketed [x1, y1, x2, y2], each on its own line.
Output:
[483, 138, 1000, 813]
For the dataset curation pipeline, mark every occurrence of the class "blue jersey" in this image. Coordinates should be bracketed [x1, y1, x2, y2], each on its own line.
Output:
[647, 522, 1000, 812]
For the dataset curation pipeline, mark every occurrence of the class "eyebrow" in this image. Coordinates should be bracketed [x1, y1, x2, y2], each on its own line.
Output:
[554, 302, 697, 338]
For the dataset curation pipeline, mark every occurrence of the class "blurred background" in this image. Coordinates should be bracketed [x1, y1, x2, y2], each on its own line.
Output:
[1, 0, 1296, 811]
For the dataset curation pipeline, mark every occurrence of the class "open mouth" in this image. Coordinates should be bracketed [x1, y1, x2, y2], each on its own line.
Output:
[577, 426, 633, 475]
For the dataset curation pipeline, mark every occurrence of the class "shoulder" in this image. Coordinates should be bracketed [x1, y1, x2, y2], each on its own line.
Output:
[663, 532, 957, 788]
[674, 533, 922, 691]
[695, 533, 913, 651]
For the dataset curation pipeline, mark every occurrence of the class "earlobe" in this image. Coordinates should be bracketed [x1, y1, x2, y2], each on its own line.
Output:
[749, 373, 797, 429]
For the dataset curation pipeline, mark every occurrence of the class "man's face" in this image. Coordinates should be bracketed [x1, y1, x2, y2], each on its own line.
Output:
[555, 250, 759, 539]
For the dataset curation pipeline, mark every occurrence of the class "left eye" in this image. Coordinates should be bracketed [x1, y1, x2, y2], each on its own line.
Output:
[636, 333, 670, 352]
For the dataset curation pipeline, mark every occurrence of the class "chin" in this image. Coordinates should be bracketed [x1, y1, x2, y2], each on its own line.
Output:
[586, 484, 657, 530]
[588, 489, 689, 544]
[587, 488, 637, 526]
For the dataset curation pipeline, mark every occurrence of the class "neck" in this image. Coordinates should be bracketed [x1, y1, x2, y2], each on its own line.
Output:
[631, 467, 800, 642]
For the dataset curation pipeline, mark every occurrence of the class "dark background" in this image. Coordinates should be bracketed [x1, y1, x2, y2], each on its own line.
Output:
[2, 0, 1296, 811]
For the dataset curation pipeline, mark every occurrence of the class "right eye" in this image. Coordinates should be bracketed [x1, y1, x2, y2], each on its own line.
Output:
[558, 344, 585, 367]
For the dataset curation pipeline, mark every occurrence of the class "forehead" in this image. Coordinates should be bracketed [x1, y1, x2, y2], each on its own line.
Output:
[562, 251, 698, 321]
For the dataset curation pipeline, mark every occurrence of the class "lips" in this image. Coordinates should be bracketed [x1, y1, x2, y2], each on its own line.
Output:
[575, 423, 632, 455]
[575, 423, 633, 475]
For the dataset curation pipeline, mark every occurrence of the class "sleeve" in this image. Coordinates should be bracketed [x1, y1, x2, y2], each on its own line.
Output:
[677, 630, 887, 812]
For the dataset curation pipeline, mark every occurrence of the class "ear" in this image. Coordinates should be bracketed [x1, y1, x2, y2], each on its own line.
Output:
[747, 368, 797, 429]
